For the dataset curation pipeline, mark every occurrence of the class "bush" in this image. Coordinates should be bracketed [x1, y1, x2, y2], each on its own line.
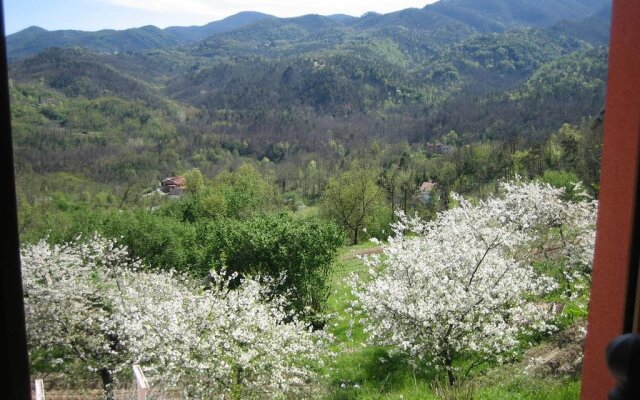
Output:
[537, 170, 582, 200]
[198, 213, 345, 321]
[100, 210, 201, 273]
[29, 208, 202, 274]
[160, 164, 282, 222]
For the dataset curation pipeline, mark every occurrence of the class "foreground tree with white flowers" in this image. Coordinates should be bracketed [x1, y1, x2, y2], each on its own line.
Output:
[21, 236, 330, 399]
[351, 181, 597, 385]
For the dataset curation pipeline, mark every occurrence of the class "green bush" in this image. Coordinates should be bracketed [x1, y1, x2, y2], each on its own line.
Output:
[198, 213, 344, 321]
[537, 170, 582, 200]
[161, 163, 282, 222]
[28, 208, 202, 274]
[27, 203, 342, 322]
[99, 210, 201, 273]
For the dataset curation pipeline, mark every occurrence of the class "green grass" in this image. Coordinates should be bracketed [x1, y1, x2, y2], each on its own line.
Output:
[323, 243, 437, 399]
[321, 244, 582, 400]
[475, 374, 580, 400]
[294, 205, 321, 218]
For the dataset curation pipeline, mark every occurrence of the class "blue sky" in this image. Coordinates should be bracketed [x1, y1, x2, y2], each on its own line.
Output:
[4, 0, 438, 35]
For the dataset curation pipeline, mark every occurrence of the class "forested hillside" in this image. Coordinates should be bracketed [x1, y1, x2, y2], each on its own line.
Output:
[9, 0, 609, 190]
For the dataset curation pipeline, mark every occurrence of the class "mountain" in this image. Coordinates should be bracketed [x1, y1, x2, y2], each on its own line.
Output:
[7, 0, 611, 60]
[7, 25, 183, 60]
[327, 14, 358, 23]
[351, 8, 476, 46]
[7, 0, 612, 181]
[6, 11, 276, 60]
[427, 0, 611, 31]
[9, 47, 163, 105]
[350, 0, 609, 33]
[417, 46, 608, 142]
[9, 2, 610, 117]
[189, 14, 352, 59]
[411, 27, 588, 109]
[549, 5, 612, 46]
[164, 11, 276, 42]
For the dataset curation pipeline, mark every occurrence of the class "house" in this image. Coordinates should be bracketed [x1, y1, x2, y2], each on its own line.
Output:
[419, 180, 436, 203]
[160, 176, 186, 197]
[425, 142, 456, 155]
[435, 143, 456, 154]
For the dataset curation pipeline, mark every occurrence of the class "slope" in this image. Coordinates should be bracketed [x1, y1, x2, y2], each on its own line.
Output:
[7, 25, 183, 60]
[164, 11, 277, 42]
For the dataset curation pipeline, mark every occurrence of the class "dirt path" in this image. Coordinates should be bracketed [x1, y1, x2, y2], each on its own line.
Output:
[339, 246, 382, 260]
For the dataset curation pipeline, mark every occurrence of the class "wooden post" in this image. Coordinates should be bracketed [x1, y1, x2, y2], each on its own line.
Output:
[132, 364, 149, 400]
[35, 379, 45, 400]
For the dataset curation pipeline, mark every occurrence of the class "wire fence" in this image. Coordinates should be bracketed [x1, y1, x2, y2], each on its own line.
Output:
[32, 366, 184, 400]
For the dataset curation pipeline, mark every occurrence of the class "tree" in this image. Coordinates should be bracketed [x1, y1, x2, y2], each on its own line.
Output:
[557, 124, 583, 171]
[183, 167, 204, 195]
[21, 235, 142, 399]
[436, 161, 457, 209]
[351, 181, 597, 385]
[442, 130, 459, 146]
[378, 164, 401, 221]
[163, 164, 282, 223]
[212, 163, 281, 219]
[321, 168, 389, 244]
[22, 235, 330, 399]
[198, 213, 345, 322]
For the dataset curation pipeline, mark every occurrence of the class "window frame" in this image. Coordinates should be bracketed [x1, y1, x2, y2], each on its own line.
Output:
[1, 1, 636, 398]
[0, 0, 32, 398]
[581, 0, 640, 397]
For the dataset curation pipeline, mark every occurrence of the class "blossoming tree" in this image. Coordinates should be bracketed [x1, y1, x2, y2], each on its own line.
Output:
[351, 181, 597, 385]
[21, 236, 330, 399]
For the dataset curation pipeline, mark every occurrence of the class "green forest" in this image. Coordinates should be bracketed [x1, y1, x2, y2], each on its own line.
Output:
[10, 0, 610, 398]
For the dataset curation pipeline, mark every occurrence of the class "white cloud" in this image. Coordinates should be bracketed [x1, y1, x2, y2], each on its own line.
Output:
[102, 0, 438, 19]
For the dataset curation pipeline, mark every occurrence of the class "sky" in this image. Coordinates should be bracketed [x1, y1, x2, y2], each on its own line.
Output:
[4, 0, 439, 35]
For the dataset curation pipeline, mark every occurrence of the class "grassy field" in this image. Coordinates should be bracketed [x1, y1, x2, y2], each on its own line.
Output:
[321, 244, 582, 400]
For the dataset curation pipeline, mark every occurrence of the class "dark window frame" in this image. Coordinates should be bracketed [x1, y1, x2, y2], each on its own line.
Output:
[0, 1, 32, 398]
[1, 1, 638, 398]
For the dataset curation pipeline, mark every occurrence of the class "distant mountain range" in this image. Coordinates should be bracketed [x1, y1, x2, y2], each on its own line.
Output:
[7, 0, 611, 59]
[163, 11, 277, 42]
[8, 0, 612, 177]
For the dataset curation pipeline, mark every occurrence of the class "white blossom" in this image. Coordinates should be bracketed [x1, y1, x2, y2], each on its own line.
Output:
[21, 235, 330, 399]
[350, 180, 597, 381]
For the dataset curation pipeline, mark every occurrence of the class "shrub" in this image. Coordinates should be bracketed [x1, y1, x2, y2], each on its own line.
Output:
[198, 213, 345, 321]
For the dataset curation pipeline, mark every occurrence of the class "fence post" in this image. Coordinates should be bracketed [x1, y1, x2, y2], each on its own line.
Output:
[34, 379, 44, 400]
[132, 365, 149, 400]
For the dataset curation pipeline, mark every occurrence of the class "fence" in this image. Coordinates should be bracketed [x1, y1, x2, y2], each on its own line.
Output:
[34, 365, 151, 400]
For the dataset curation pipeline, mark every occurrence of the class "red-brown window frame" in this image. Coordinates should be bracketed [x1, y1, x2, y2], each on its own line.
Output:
[581, 0, 640, 398]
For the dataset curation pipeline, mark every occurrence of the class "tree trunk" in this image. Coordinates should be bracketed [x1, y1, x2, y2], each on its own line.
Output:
[231, 365, 244, 400]
[390, 187, 396, 222]
[100, 367, 115, 400]
[353, 226, 359, 245]
[444, 349, 455, 387]
[402, 189, 408, 214]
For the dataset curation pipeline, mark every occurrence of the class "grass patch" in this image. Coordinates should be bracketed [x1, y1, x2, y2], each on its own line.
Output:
[476, 374, 580, 400]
